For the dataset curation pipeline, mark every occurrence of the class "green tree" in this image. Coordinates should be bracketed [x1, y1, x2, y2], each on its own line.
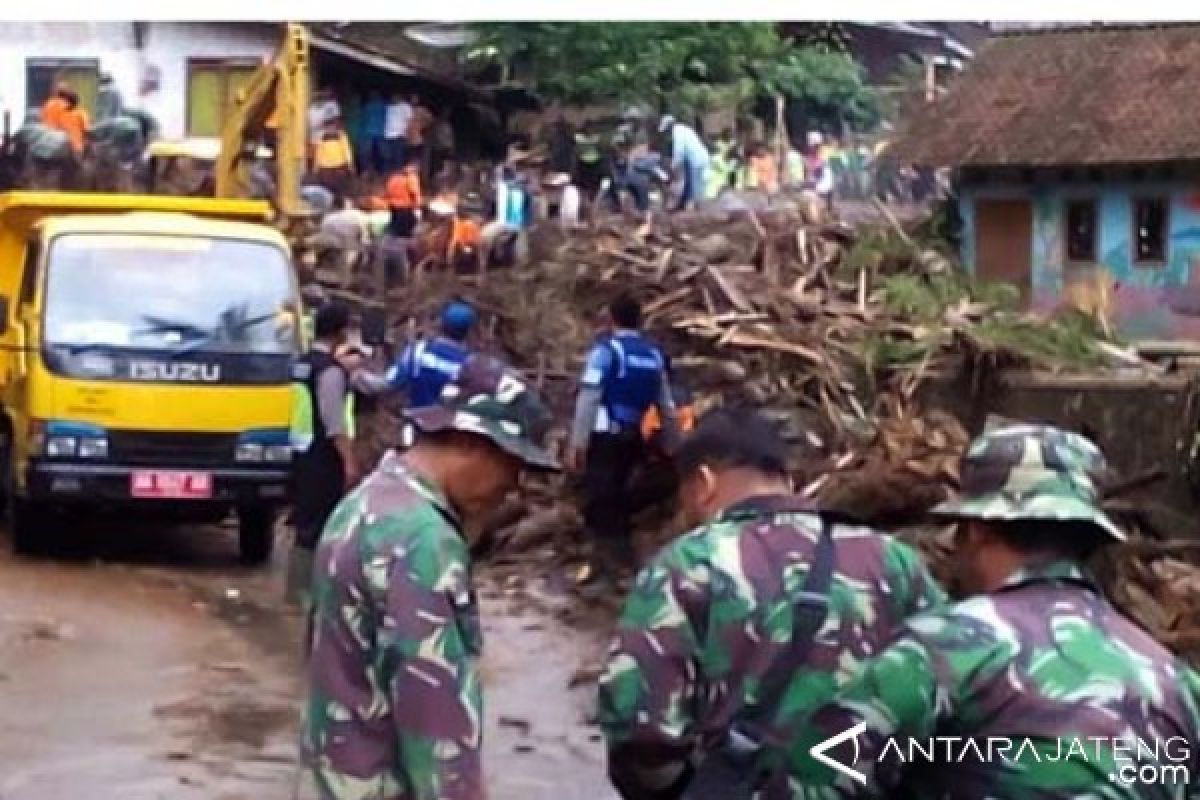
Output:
[470, 22, 777, 112]
[760, 46, 881, 131]
[469, 23, 880, 130]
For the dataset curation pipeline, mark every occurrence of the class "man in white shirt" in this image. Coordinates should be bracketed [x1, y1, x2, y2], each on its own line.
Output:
[659, 115, 710, 212]
[384, 94, 413, 173]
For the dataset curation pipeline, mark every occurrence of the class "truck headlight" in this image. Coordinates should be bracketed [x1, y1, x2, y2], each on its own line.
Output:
[264, 445, 292, 464]
[236, 443, 264, 462]
[78, 437, 108, 459]
[45, 436, 78, 458]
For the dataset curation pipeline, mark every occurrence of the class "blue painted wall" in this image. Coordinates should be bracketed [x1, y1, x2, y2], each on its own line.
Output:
[960, 181, 1200, 339]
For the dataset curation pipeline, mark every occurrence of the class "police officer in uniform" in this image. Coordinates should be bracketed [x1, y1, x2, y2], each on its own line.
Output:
[568, 292, 678, 569]
[287, 303, 360, 609]
[387, 300, 476, 409]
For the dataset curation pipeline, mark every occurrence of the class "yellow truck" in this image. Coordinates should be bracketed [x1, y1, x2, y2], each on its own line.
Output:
[0, 191, 300, 563]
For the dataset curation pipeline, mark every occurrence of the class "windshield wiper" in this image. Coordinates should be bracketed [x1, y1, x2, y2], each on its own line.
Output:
[53, 341, 120, 356]
[133, 315, 213, 342]
[165, 310, 281, 358]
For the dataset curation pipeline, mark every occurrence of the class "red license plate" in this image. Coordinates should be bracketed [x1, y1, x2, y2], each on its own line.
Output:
[130, 471, 213, 500]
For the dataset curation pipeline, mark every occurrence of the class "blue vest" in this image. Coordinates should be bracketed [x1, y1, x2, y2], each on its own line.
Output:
[598, 332, 664, 427]
[503, 185, 528, 228]
[398, 337, 469, 409]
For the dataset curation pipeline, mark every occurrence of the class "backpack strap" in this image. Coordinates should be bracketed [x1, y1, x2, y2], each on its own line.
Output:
[753, 515, 835, 721]
[714, 494, 837, 730]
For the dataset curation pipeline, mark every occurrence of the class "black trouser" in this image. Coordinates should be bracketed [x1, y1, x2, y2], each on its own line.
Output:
[292, 442, 345, 550]
[584, 429, 646, 561]
[287, 442, 345, 618]
[627, 454, 679, 518]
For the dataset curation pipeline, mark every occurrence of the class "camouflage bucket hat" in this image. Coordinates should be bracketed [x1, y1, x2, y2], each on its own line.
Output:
[404, 355, 560, 472]
[931, 423, 1125, 541]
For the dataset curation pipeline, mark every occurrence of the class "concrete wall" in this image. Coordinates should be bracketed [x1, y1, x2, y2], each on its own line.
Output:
[961, 181, 1200, 339]
[0, 22, 277, 140]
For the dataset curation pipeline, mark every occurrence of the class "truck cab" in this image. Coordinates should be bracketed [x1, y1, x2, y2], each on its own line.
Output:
[0, 191, 301, 563]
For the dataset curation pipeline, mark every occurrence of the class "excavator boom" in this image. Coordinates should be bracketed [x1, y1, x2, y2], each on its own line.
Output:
[214, 22, 310, 217]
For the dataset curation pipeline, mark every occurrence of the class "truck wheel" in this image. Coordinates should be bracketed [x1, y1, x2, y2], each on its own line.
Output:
[238, 506, 276, 566]
[1, 435, 43, 556]
[0, 428, 10, 515]
[8, 496, 46, 557]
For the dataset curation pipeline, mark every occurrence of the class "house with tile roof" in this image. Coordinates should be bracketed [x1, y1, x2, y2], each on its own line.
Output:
[892, 23, 1200, 340]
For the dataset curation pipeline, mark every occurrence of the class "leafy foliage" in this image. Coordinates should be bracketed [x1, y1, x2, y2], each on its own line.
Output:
[470, 23, 879, 127]
[759, 47, 881, 131]
[471, 23, 778, 109]
[971, 311, 1115, 369]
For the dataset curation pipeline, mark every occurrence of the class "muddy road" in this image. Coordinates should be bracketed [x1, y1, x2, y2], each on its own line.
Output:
[0, 518, 618, 800]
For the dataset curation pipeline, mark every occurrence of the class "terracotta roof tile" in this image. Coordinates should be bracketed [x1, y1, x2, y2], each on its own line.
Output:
[892, 24, 1200, 167]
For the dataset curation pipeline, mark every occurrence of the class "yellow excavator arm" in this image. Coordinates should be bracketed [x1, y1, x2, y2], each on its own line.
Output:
[215, 22, 310, 217]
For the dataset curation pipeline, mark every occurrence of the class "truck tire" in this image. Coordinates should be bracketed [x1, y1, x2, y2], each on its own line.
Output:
[4, 467, 44, 557]
[238, 506, 276, 566]
[0, 427, 10, 516]
[1, 434, 43, 556]
[8, 495, 45, 557]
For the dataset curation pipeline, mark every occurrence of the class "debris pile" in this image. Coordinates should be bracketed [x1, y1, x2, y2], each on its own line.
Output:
[375, 205, 1120, 517]
[343, 205, 1200, 664]
[1096, 540, 1200, 666]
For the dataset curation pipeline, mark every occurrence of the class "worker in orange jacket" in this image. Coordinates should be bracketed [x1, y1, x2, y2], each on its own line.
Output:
[40, 83, 70, 129]
[447, 208, 483, 272]
[59, 90, 90, 157]
[385, 162, 422, 238]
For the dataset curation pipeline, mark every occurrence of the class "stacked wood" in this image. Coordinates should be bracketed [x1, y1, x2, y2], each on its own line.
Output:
[335, 206, 1200, 665]
[369, 206, 1127, 473]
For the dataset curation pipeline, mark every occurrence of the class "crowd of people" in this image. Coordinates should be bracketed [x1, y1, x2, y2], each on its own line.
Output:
[303, 88, 453, 194]
[298, 85, 554, 287]
[538, 107, 948, 218]
[288, 288, 1200, 800]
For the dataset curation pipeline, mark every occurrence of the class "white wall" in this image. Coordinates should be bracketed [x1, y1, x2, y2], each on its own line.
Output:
[0, 22, 279, 139]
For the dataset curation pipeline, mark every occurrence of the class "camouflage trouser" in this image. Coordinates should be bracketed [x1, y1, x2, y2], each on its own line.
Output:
[286, 544, 318, 658]
[285, 544, 315, 609]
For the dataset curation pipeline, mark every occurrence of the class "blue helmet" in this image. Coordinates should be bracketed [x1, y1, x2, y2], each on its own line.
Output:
[440, 300, 476, 340]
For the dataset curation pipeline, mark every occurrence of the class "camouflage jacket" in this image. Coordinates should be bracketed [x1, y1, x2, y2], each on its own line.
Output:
[597, 502, 947, 799]
[302, 451, 484, 800]
[800, 561, 1200, 800]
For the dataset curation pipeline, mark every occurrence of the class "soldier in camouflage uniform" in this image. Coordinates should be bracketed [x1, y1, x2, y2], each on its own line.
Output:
[798, 423, 1200, 799]
[301, 355, 558, 800]
[597, 408, 947, 799]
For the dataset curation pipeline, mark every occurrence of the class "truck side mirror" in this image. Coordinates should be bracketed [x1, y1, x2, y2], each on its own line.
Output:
[0, 296, 10, 336]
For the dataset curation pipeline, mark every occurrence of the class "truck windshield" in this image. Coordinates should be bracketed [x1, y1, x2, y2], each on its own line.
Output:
[43, 233, 298, 356]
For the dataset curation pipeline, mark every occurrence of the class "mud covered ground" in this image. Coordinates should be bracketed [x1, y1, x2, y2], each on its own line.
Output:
[0, 516, 618, 800]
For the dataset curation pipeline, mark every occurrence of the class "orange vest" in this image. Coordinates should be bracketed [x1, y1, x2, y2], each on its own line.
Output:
[641, 402, 696, 441]
[60, 108, 89, 154]
[386, 171, 422, 209]
[41, 96, 68, 129]
[449, 217, 481, 250]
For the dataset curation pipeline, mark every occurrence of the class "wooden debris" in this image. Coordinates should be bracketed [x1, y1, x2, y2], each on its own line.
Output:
[334, 206, 1200, 667]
